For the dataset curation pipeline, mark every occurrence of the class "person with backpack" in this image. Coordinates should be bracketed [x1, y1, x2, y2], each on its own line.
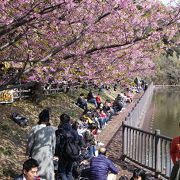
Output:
[26, 109, 56, 180]
[55, 113, 80, 180]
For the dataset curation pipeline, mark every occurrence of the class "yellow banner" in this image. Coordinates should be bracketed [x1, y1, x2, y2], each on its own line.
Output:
[0, 90, 14, 103]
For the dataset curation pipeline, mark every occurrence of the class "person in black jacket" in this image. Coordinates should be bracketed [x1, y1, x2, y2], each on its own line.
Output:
[56, 113, 80, 180]
[87, 90, 97, 107]
[76, 93, 88, 110]
[14, 158, 39, 180]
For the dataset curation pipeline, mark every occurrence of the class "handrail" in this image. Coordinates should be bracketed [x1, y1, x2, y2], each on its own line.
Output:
[122, 84, 173, 179]
[123, 124, 172, 141]
[7, 83, 94, 100]
[124, 83, 154, 128]
[155, 84, 180, 87]
[122, 122, 173, 179]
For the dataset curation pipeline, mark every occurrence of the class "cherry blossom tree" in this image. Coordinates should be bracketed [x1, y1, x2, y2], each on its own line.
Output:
[0, 0, 179, 89]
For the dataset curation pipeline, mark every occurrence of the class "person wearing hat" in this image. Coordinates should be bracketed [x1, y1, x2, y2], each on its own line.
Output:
[89, 147, 119, 180]
[26, 108, 56, 180]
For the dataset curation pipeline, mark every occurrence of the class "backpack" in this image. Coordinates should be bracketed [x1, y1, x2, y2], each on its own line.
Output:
[10, 112, 28, 127]
[55, 128, 80, 161]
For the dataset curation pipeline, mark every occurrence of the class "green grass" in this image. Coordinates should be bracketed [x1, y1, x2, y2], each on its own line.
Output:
[0, 123, 10, 132]
[0, 146, 13, 156]
[1, 167, 17, 178]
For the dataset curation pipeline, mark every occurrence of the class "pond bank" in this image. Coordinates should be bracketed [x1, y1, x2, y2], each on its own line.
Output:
[96, 93, 144, 179]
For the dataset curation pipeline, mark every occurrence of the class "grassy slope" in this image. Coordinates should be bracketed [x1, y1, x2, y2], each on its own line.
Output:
[0, 86, 122, 179]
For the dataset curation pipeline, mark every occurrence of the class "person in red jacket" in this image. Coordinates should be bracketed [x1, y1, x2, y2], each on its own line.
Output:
[170, 124, 180, 180]
[96, 93, 102, 108]
[170, 136, 180, 164]
[170, 123, 180, 164]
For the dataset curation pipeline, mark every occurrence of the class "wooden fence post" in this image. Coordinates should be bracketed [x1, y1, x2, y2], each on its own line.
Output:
[155, 129, 161, 178]
[122, 121, 128, 161]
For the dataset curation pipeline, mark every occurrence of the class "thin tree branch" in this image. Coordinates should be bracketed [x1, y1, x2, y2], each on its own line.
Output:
[0, 33, 24, 51]
[0, 3, 65, 37]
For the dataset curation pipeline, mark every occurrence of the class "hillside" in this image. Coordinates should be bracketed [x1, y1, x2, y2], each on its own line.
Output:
[0, 86, 121, 179]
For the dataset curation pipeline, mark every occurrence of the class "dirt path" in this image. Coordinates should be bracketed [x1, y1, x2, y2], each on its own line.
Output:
[96, 93, 144, 178]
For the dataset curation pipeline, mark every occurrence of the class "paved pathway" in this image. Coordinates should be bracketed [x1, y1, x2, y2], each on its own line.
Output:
[96, 93, 144, 178]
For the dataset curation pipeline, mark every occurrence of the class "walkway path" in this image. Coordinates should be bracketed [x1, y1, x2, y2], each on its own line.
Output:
[96, 93, 143, 178]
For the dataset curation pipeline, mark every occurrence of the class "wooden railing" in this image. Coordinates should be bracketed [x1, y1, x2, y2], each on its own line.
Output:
[12, 83, 92, 100]
[155, 84, 180, 87]
[122, 83, 174, 179]
[122, 123, 173, 179]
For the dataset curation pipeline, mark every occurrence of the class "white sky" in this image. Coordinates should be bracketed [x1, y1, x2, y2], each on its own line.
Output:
[161, 0, 179, 6]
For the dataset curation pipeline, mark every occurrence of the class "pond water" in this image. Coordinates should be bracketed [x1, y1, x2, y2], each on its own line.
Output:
[152, 87, 180, 138]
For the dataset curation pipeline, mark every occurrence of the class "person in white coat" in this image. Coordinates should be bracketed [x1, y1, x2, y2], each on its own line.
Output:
[26, 109, 56, 180]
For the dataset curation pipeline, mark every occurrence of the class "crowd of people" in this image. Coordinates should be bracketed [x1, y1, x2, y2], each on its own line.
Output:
[14, 108, 120, 180]
[12, 78, 180, 180]
[75, 86, 141, 137]
[13, 81, 157, 180]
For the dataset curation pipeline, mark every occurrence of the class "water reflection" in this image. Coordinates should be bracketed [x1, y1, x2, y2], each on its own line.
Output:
[152, 87, 180, 138]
